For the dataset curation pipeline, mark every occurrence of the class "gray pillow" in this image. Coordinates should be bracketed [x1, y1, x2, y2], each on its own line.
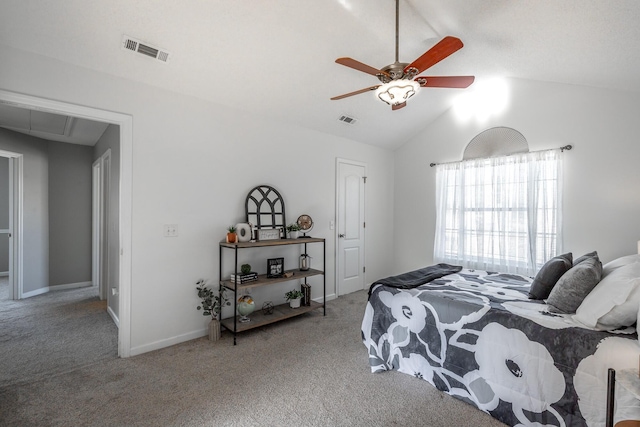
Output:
[574, 251, 598, 266]
[529, 253, 573, 300]
[547, 256, 603, 314]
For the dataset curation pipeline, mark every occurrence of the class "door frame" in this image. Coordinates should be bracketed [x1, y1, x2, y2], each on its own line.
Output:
[92, 158, 102, 299]
[0, 90, 133, 358]
[335, 158, 366, 297]
[0, 151, 23, 300]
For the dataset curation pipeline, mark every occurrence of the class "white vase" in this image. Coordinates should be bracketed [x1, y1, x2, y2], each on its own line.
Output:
[288, 230, 299, 239]
[289, 297, 301, 309]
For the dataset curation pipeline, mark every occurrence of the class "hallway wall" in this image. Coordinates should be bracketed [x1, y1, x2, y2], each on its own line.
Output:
[0, 156, 8, 274]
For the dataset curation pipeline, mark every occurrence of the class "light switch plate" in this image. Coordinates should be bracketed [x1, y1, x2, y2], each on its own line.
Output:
[164, 224, 178, 237]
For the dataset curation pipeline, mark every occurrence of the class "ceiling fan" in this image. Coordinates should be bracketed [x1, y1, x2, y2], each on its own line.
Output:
[331, 0, 475, 110]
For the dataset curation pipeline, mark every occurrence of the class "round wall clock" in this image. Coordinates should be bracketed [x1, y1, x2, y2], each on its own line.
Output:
[297, 214, 314, 237]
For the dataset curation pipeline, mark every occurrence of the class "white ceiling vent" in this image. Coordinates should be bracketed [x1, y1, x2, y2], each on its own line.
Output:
[122, 35, 170, 63]
[338, 115, 357, 125]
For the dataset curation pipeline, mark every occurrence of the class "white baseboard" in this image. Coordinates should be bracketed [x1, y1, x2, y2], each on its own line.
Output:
[21, 281, 94, 299]
[0, 271, 8, 277]
[107, 305, 120, 328]
[22, 286, 50, 298]
[130, 329, 207, 357]
[317, 293, 336, 302]
[51, 281, 92, 291]
[130, 295, 337, 357]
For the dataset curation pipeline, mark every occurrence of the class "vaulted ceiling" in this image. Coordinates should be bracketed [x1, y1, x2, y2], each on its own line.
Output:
[1, 0, 639, 150]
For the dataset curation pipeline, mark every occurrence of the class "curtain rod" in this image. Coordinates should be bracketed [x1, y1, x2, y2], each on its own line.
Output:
[429, 145, 572, 168]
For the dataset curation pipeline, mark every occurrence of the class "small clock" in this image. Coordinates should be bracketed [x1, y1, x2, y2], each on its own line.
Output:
[297, 214, 314, 237]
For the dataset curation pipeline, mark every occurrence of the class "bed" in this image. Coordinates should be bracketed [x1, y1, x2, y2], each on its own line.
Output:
[362, 256, 640, 427]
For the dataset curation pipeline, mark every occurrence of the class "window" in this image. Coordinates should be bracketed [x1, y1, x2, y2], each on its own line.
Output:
[434, 150, 562, 276]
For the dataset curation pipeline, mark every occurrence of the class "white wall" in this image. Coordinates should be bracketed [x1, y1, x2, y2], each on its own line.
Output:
[0, 44, 395, 355]
[394, 78, 640, 274]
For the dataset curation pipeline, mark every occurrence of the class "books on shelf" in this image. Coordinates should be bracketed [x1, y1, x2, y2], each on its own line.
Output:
[301, 283, 311, 306]
[230, 273, 258, 284]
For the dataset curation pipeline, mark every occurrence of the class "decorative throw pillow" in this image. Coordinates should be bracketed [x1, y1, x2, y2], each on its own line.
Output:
[574, 251, 598, 266]
[573, 261, 640, 328]
[603, 254, 640, 277]
[528, 253, 573, 300]
[547, 256, 603, 314]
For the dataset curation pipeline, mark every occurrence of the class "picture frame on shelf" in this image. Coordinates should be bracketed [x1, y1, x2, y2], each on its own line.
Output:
[256, 228, 281, 241]
[267, 257, 284, 278]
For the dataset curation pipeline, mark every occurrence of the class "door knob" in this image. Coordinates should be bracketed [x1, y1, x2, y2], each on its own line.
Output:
[338, 234, 345, 238]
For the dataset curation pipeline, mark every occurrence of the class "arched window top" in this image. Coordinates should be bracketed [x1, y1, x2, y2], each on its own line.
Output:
[463, 127, 529, 160]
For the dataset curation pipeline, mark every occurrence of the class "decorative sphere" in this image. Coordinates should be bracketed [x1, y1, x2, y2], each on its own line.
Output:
[237, 295, 255, 317]
[262, 301, 274, 315]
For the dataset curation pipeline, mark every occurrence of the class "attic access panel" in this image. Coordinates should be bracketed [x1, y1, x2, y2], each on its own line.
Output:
[245, 185, 286, 230]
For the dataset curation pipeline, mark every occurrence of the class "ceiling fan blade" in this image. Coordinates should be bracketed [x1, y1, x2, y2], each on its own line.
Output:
[330, 85, 381, 100]
[391, 102, 406, 111]
[415, 76, 475, 88]
[404, 36, 464, 75]
[335, 58, 391, 78]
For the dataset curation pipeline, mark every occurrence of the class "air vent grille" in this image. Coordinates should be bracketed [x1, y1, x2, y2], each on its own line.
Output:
[338, 115, 357, 125]
[122, 35, 170, 63]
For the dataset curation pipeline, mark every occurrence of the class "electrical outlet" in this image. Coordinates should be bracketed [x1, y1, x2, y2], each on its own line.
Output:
[330, 220, 335, 230]
[163, 224, 178, 237]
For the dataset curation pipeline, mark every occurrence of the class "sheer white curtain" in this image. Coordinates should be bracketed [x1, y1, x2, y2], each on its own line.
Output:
[434, 150, 562, 276]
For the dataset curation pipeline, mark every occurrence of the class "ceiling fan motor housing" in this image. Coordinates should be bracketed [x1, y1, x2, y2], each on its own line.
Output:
[377, 62, 410, 83]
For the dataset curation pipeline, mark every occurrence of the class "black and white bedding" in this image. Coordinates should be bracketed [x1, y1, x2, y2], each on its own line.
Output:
[362, 265, 640, 427]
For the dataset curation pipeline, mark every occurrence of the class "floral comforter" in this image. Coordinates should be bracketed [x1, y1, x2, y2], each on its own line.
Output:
[362, 268, 640, 427]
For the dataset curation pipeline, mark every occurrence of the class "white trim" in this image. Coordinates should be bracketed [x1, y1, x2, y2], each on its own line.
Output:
[22, 286, 50, 298]
[0, 90, 133, 358]
[50, 281, 92, 291]
[130, 329, 207, 357]
[92, 158, 102, 296]
[107, 305, 120, 328]
[0, 151, 24, 300]
[102, 150, 111, 302]
[0, 272, 8, 277]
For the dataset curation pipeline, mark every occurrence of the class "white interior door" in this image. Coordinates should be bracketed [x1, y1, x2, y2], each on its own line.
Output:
[336, 159, 366, 296]
[0, 151, 23, 300]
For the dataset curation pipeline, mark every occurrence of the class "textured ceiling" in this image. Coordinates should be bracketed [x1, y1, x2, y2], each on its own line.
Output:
[1, 0, 639, 150]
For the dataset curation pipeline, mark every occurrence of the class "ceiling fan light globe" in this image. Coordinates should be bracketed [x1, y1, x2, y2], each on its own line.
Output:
[376, 80, 420, 106]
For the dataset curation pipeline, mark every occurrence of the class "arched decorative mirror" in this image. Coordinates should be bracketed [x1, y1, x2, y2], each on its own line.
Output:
[245, 185, 286, 230]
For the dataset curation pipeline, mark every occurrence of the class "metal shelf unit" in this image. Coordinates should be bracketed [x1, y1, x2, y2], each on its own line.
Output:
[219, 237, 326, 345]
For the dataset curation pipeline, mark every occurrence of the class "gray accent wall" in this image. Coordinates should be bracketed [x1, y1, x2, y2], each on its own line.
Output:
[94, 124, 120, 319]
[0, 156, 9, 273]
[0, 127, 94, 295]
[48, 141, 93, 286]
[0, 128, 49, 294]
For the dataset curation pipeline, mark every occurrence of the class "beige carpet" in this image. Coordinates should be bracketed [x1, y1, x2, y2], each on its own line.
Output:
[0, 279, 118, 388]
[1, 287, 506, 427]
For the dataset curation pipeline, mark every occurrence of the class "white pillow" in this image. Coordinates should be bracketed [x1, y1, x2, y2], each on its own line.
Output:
[603, 254, 640, 277]
[573, 261, 640, 328]
[598, 283, 640, 328]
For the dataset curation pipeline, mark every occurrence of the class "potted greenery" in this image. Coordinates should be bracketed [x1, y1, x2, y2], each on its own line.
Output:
[285, 289, 304, 308]
[226, 225, 237, 243]
[286, 223, 301, 239]
[196, 279, 230, 341]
